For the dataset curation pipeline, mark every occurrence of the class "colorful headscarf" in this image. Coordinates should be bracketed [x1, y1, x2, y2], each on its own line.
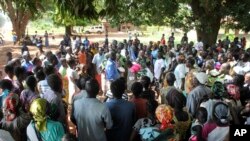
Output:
[155, 105, 174, 130]
[30, 98, 48, 131]
[211, 81, 225, 98]
[3, 93, 19, 121]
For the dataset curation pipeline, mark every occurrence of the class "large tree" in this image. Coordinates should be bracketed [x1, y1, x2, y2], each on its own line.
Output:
[179, 0, 250, 45]
[0, 0, 45, 40]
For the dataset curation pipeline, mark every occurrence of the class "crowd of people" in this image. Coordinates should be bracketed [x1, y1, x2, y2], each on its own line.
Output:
[0, 31, 250, 141]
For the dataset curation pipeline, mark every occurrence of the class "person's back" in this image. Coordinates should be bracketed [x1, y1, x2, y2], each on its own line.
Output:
[74, 96, 112, 141]
[106, 99, 135, 141]
[73, 79, 112, 141]
[105, 78, 136, 141]
[130, 82, 147, 119]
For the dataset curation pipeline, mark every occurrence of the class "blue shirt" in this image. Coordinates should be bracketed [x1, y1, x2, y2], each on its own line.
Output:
[21, 61, 33, 72]
[105, 59, 120, 81]
[105, 99, 136, 141]
[0, 89, 10, 108]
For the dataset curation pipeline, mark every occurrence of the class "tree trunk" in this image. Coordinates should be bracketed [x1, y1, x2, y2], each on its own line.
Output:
[196, 17, 221, 46]
[65, 26, 72, 35]
[3, 0, 31, 41]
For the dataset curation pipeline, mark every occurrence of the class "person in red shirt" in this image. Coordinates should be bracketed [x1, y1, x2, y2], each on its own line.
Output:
[160, 34, 166, 45]
[129, 82, 147, 120]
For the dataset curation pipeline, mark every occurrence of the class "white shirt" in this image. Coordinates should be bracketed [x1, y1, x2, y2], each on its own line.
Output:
[92, 53, 105, 74]
[194, 41, 204, 51]
[67, 68, 79, 103]
[154, 58, 165, 80]
[174, 63, 187, 89]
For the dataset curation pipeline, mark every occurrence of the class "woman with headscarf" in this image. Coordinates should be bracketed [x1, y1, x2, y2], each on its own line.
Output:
[26, 98, 65, 141]
[166, 88, 191, 140]
[154, 104, 176, 141]
[1, 93, 32, 141]
[202, 102, 230, 141]
[200, 81, 226, 122]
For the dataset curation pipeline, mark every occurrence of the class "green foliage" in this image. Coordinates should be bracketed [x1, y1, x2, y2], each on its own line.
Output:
[53, 0, 98, 20]
[166, 4, 193, 32]
[102, 0, 179, 26]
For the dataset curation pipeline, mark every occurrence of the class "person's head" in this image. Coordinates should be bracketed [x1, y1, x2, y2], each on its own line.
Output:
[193, 72, 208, 86]
[25, 75, 37, 92]
[60, 58, 67, 68]
[67, 59, 76, 69]
[4, 65, 14, 78]
[213, 102, 230, 126]
[233, 74, 244, 87]
[48, 54, 58, 67]
[6, 52, 12, 60]
[3, 93, 20, 121]
[131, 82, 143, 98]
[244, 72, 250, 85]
[32, 57, 42, 67]
[164, 72, 176, 87]
[99, 48, 104, 55]
[85, 78, 99, 98]
[47, 74, 63, 93]
[76, 75, 91, 90]
[140, 76, 151, 89]
[29, 98, 48, 131]
[205, 59, 215, 70]
[110, 51, 116, 61]
[157, 52, 163, 59]
[14, 66, 26, 81]
[186, 56, 195, 68]
[35, 67, 46, 82]
[0, 79, 13, 91]
[196, 107, 208, 124]
[111, 77, 126, 99]
[166, 88, 186, 110]
[219, 63, 230, 74]
[146, 100, 158, 119]
[43, 65, 55, 76]
[211, 81, 225, 99]
[241, 52, 250, 62]
[126, 60, 133, 68]
[155, 104, 174, 130]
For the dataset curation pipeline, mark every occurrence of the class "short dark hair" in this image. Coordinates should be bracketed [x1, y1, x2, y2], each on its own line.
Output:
[85, 78, 99, 97]
[47, 74, 63, 93]
[196, 107, 208, 124]
[0, 79, 13, 91]
[35, 68, 46, 81]
[43, 65, 55, 76]
[165, 72, 176, 86]
[186, 56, 195, 66]
[111, 78, 126, 98]
[14, 66, 26, 78]
[140, 76, 151, 89]
[4, 65, 14, 74]
[131, 82, 143, 97]
[26, 75, 37, 92]
[166, 88, 186, 110]
[76, 75, 91, 90]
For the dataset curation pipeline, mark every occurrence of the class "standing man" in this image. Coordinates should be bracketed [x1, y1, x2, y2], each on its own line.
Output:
[72, 79, 113, 141]
[92, 48, 105, 88]
[105, 52, 120, 91]
[44, 30, 49, 48]
[168, 32, 175, 48]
